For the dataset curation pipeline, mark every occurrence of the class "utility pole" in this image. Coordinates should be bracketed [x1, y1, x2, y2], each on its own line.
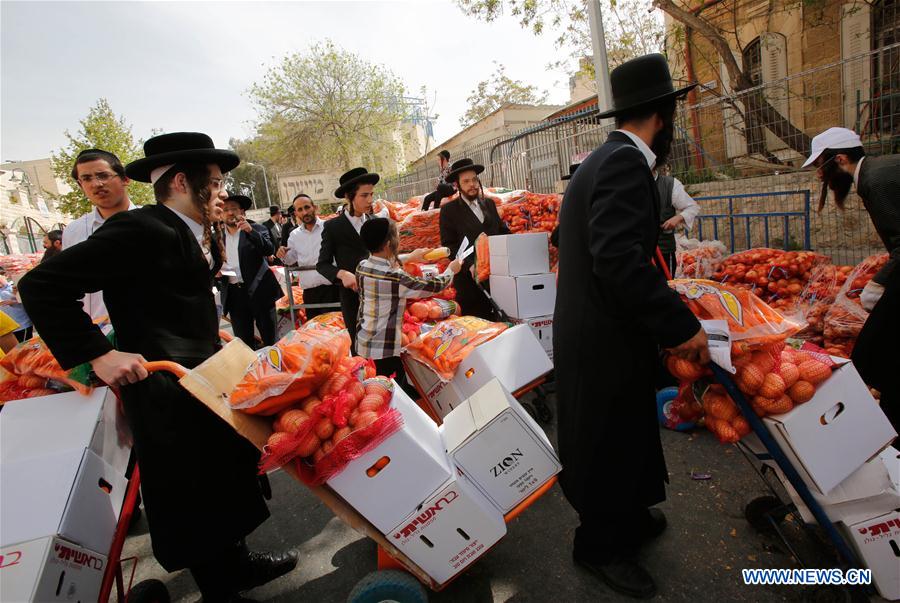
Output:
[588, 0, 614, 121]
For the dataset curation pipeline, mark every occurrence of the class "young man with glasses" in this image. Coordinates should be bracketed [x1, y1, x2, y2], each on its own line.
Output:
[63, 149, 137, 322]
[20, 133, 297, 602]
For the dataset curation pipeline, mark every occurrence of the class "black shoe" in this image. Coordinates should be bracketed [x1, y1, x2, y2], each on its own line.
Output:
[236, 550, 299, 592]
[641, 508, 667, 542]
[574, 553, 657, 599]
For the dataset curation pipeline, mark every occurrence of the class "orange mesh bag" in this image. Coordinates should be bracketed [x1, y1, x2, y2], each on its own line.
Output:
[228, 325, 351, 415]
[404, 316, 507, 381]
[824, 254, 889, 348]
[711, 249, 830, 311]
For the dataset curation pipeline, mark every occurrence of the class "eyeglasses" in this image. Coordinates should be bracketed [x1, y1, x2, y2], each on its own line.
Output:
[77, 172, 119, 184]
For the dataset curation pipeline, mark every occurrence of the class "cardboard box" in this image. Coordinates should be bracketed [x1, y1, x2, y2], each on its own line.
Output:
[489, 274, 556, 319]
[389, 474, 506, 585]
[0, 387, 131, 477]
[404, 325, 553, 419]
[762, 362, 897, 494]
[0, 448, 127, 554]
[326, 385, 453, 534]
[0, 536, 107, 602]
[512, 315, 553, 361]
[488, 233, 549, 277]
[441, 379, 560, 514]
[839, 510, 900, 600]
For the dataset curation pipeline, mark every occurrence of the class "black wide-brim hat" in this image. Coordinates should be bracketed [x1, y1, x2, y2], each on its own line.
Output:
[445, 158, 484, 183]
[561, 163, 580, 181]
[424, 183, 456, 204]
[597, 53, 697, 119]
[225, 193, 253, 211]
[125, 132, 240, 183]
[334, 167, 380, 199]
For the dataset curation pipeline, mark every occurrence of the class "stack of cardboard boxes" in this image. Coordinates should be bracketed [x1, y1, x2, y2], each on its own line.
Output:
[488, 233, 556, 362]
[737, 359, 899, 600]
[325, 379, 560, 584]
[0, 389, 131, 602]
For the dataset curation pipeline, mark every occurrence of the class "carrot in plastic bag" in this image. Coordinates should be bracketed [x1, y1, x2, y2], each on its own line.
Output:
[474, 233, 491, 283]
[403, 316, 507, 381]
[0, 338, 92, 399]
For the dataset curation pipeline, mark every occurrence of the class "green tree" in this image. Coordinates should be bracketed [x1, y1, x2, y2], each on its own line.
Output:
[461, 62, 550, 127]
[248, 40, 410, 174]
[50, 99, 153, 217]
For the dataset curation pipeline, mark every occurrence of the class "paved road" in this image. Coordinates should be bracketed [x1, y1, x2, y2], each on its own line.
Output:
[122, 391, 870, 602]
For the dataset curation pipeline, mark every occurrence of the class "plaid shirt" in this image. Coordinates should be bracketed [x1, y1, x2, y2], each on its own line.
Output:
[356, 255, 453, 360]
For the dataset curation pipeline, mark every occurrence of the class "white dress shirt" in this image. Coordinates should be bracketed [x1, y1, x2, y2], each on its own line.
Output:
[670, 178, 700, 230]
[853, 156, 865, 187]
[165, 205, 213, 268]
[223, 228, 244, 284]
[616, 129, 657, 170]
[61, 201, 137, 323]
[460, 195, 485, 223]
[284, 218, 332, 289]
[345, 212, 366, 234]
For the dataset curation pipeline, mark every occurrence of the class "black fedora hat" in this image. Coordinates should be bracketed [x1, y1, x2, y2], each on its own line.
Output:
[561, 163, 580, 181]
[423, 183, 455, 205]
[225, 193, 253, 211]
[445, 158, 484, 183]
[125, 132, 240, 183]
[597, 53, 697, 119]
[334, 167, 380, 199]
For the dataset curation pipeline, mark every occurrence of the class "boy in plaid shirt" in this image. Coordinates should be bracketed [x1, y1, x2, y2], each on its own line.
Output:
[357, 218, 461, 394]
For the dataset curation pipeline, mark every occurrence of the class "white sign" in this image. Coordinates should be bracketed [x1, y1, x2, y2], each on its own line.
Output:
[277, 171, 339, 206]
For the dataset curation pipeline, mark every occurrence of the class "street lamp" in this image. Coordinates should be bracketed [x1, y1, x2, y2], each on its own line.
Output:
[245, 162, 272, 208]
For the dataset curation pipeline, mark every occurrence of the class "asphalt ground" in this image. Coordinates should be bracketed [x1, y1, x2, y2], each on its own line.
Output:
[121, 390, 878, 602]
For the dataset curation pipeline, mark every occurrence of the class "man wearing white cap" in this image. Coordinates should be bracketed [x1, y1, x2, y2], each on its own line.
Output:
[804, 127, 900, 310]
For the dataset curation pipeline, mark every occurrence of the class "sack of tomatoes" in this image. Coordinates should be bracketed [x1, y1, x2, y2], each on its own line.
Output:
[822, 253, 889, 357]
[711, 248, 829, 311]
[675, 238, 726, 279]
[259, 361, 405, 485]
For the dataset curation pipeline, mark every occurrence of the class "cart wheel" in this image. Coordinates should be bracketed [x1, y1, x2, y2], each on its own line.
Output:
[532, 393, 554, 424]
[744, 495, 789, 533]
[347, 570, 427, 603]
[128, 579, 170, 603]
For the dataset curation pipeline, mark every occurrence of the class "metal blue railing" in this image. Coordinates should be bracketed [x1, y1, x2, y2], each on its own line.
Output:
[691, 190, 812, 253]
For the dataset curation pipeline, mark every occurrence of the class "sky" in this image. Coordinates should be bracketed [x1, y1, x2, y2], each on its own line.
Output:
[1, 0, 576, 162]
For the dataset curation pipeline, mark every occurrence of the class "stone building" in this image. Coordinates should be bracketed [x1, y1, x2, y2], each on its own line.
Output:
[0, 159, 73, 254]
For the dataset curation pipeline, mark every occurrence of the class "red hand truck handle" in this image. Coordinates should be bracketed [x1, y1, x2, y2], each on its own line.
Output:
[654, 246, 673, 280]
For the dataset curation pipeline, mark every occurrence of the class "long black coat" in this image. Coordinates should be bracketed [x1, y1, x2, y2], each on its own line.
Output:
[856, 154, 900, 284]
[439, 197, 509, 319]
[317, 211, 369, 349]
[218, 223, 283, 314]
[552, 131, 699, 516]
[19, 204, 269, 571]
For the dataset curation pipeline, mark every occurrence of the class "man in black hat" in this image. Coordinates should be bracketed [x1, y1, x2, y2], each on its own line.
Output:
[262, 205, 284, 249]
[437, 149, 452, 185]
[280, 202, 298, 247]
[553, 55, 709, 598]
[439, 158, 509, 319]
[19, 132, 297, 602]
[220, 193, 283, 348]
[421, 182, 455, 211]
[317, 167, 380, 352]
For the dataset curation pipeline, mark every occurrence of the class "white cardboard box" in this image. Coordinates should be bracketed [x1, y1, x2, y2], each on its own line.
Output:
[762, 362, 897, 494]
[404, 325, 553, 419]
[326, 384, 453, 534]
[512, 315, 553, 361]
[0, 387, 131, 477]
[840, 510, 900, 601]
[0, 536, 107, 603]
[489, 274, 556, 319]
[441, 379, 560, 514]
[488, 233, 550, 277]
[388, 474, 506, 585]
[1, 447, 127, 554]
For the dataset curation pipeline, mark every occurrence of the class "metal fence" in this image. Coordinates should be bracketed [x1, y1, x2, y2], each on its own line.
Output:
[382, 44, 898, 266]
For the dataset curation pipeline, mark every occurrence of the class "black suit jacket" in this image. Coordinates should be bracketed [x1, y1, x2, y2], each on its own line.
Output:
[219, 223, 283, 312]
[856, 154, 900, 284]
[281, 220, 297, 248]
[262, 218, 282, 248]
[316, 211, 369, 283]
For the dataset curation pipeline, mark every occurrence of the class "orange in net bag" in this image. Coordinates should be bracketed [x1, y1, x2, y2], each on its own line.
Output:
[670, 279, 805, 351]
[229, 325, 351, 415]
[404, 316, 507, 381]
[824, 253, 889, 344]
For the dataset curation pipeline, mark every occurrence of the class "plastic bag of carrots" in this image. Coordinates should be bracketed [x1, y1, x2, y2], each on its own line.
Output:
[670, 279, 804, 351]
[301, 311, 346, 331]
[474, 233, 491, 283]
[403, 316, 507, 381]
[0, 338, 93, 402]
[398, 208, 442, 253]
[228, 325, 351, 415]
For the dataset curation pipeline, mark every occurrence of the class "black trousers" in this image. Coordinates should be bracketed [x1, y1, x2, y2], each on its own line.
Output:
[339, 288, 360, 355]
[302, 284, 340, 321]
[374, 356, 419, 400]
[226, 283, 277, 349]
[661, 251, 677, 279]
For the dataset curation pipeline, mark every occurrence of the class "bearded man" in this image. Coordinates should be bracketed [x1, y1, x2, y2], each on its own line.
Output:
[553, 54, 710, 598]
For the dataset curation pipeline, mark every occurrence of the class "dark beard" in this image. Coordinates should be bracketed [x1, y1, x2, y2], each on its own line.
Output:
[651, 119, 675, 168]
[820, 163, 853, 210]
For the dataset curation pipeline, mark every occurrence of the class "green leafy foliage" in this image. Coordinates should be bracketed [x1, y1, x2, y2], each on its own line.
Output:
[461, 62, 550, 127]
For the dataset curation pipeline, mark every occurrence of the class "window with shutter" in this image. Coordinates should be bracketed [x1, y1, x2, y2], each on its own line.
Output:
[841, 2, 872, 130]
[721, 53, 748, 158]
[760, 33, 789, 151]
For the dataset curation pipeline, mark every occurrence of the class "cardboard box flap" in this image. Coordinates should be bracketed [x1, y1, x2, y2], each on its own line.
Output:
[469, 380, 509, 428]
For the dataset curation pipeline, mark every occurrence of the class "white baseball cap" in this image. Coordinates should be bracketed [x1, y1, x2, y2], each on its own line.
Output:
[802, 127, 863, 168]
